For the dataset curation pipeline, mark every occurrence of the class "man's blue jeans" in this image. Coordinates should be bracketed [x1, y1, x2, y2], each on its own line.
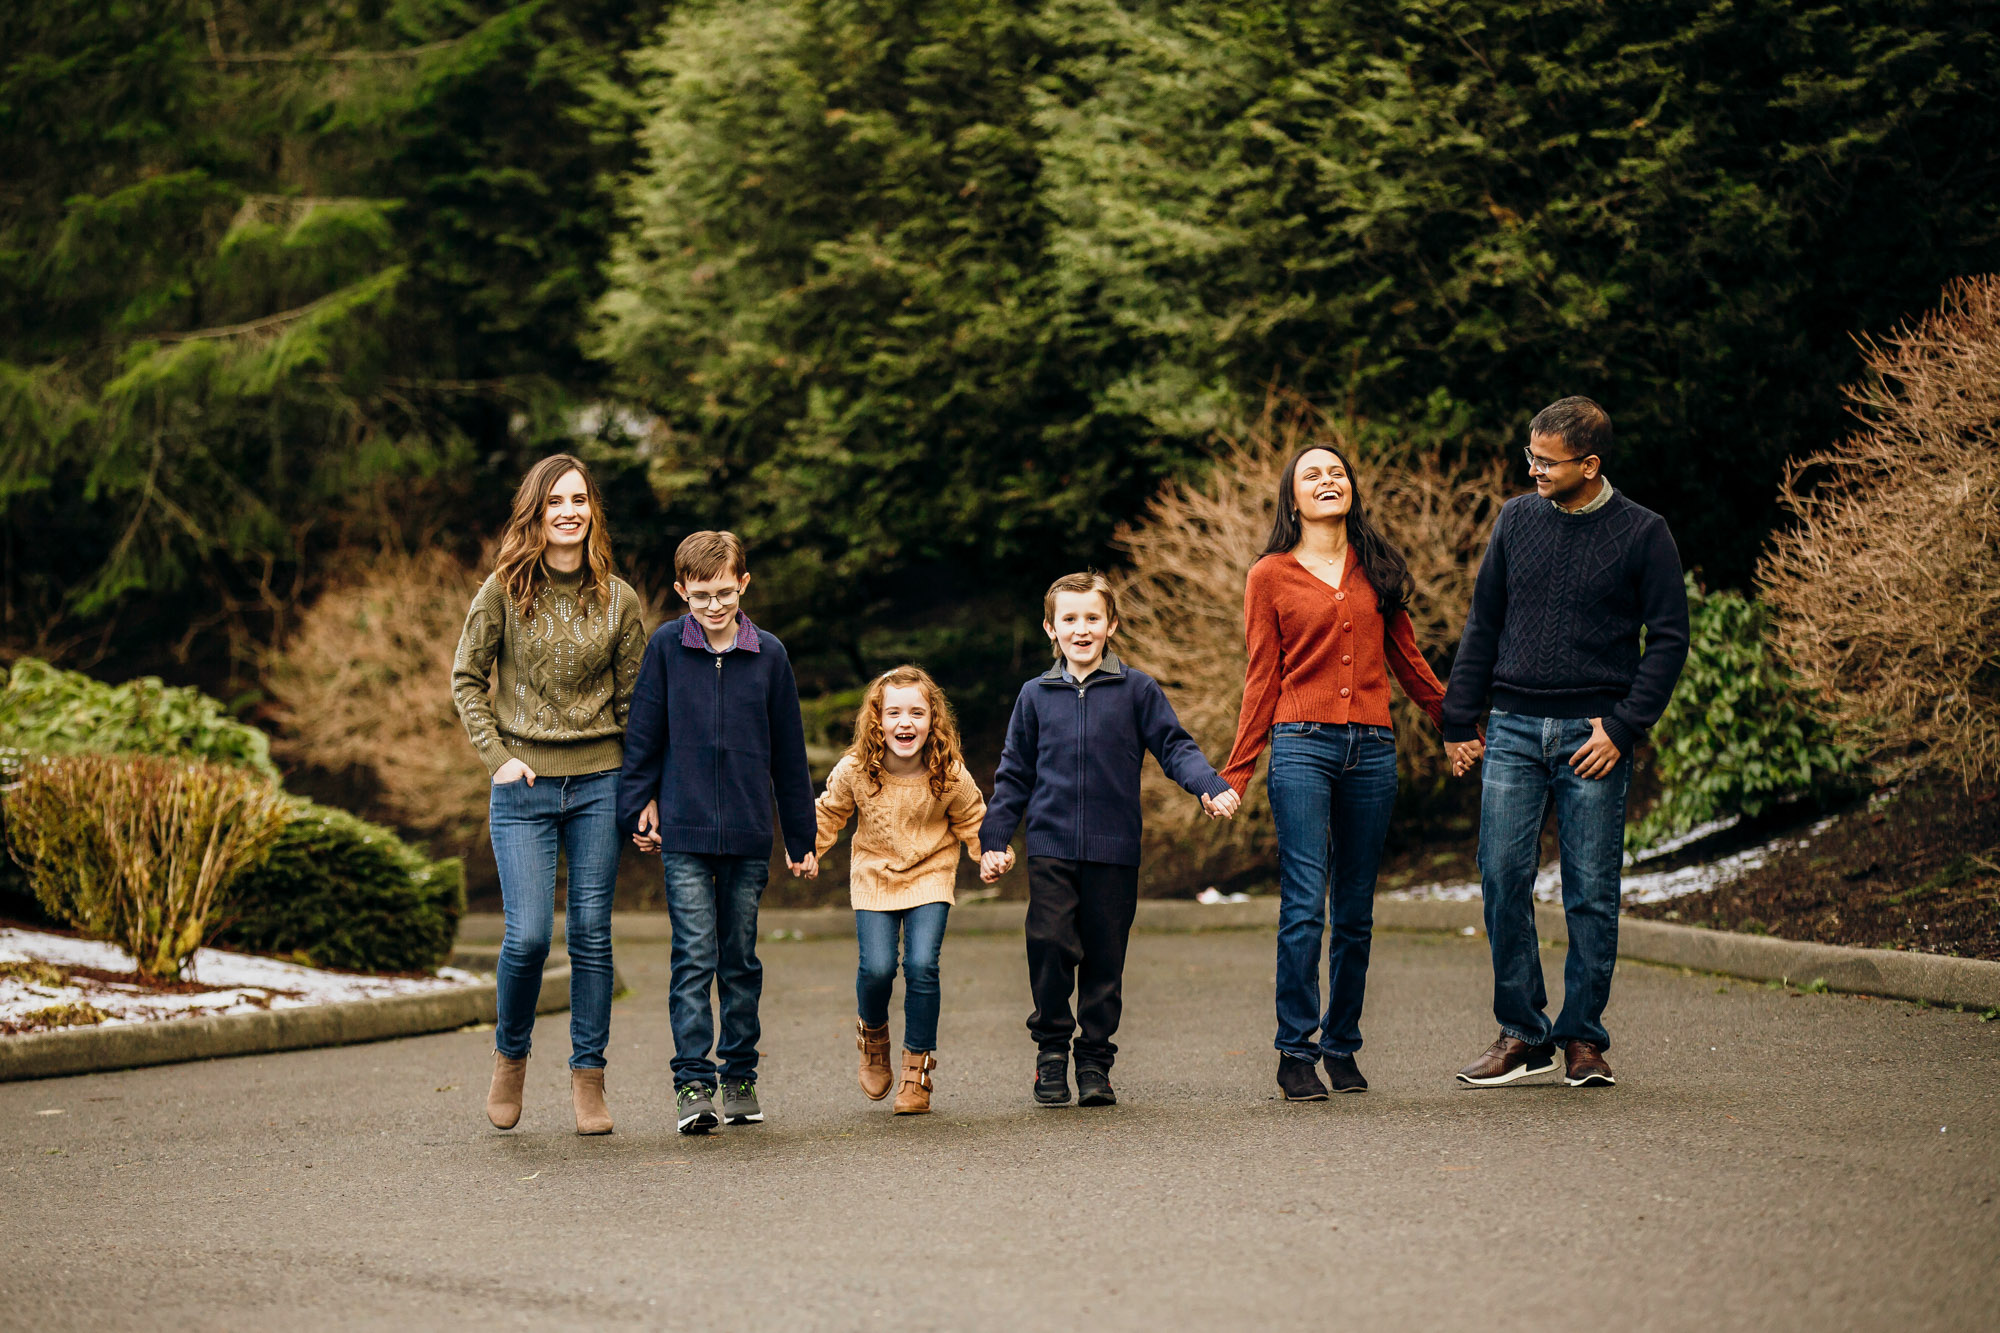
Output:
[488, 770, 620, 1069]
[660, 851, 769, 1087]
[1479, 710, 1632, 1051]
[855, 902, 950, 1053]
[1267, 722, 1400, 1061]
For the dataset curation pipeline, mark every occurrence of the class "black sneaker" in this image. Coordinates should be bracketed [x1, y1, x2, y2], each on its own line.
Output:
[1076, 1065, 1116, 1107]
[1034, 1053, 1071, 1106]
[675, 1083, 719, 1134]
[1277, 1055, 1329, 1101]
[1322, 1053, 1368, 1094]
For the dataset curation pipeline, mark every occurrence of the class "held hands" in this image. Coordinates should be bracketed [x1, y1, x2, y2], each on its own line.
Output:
[492, 757, 537, 787]
[1200, 787, 1242, 820]
[978, 848, 1016, 883]
[631, 799, 661, 853]
[1446, 739, 1484, 777]
[788, 851, 819, 879]
[1570, 717, 1622, 780]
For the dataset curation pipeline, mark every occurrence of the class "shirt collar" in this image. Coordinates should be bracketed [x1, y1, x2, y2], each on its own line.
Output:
[1552, 477, 1614, 516]
[681, 611, 761, 654]
[1042, 649, 1125, 685]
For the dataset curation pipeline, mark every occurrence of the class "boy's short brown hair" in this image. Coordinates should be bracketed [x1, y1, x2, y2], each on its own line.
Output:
[1043, 570, 1119, 624]
[675, 530, 747, 585]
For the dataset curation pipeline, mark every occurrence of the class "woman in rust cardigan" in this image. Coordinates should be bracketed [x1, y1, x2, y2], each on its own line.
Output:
[1221, 443, 1446, 1103]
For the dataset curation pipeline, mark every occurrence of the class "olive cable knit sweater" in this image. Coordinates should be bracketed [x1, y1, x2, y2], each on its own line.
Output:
[451, 563, 648, 777]
[814, 755, 987, 911]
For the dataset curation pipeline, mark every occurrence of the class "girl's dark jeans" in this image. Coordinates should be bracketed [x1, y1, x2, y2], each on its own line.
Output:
[1267, 722, 1400, 1061]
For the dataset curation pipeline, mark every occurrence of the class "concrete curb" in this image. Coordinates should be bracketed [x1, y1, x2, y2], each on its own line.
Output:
[458, 900, 2000, 1010]
[0, 952, 571, 1084]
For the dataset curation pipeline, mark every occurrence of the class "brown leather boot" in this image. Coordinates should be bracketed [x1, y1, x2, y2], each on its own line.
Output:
[857, 1018, 893, 1101]
[486, 1051, 528, 1129]
[571, 1068, 614, 1135]
[893, 1049, 936, 1115]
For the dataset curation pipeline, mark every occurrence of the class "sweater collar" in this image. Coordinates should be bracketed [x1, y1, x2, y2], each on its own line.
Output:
[1040, 649, 1125, 685]
[680, 611, 761, 654]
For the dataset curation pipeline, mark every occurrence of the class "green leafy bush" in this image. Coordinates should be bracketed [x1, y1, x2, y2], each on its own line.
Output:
[0, 659, 275, 777]
[1633, 577, 1860, 849]
[4, 753, 291, 978]
[213, 801, 465, 975]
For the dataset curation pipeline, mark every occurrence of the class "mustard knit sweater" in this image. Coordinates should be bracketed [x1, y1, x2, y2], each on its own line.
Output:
[814, 755, 986, 911]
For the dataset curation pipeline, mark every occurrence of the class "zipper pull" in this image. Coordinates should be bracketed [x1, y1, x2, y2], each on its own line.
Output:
[715, 655, 722, 671]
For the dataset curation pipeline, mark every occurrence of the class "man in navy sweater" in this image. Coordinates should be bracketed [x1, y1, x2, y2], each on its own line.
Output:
[1441, 398, 1690, 1090]
[619, 531, 817, 1134]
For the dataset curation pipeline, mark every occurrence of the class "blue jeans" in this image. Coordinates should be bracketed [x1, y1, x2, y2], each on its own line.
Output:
[1266, 722, 1400, 1061]
[1479, 710, 1632, 1051]
[660, 851, 769, 1086]
[488, 770, 620, 1069]
[855, 902, 950, 1052]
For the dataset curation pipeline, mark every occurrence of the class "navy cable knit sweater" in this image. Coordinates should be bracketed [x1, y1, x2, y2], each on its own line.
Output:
[1441, 488, 1690, 754]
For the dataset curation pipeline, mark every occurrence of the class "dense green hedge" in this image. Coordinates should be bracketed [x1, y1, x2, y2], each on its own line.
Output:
[1633, 577, 1861, 849]
[0, 658, 275, 776]
[213, 801, 465, 975]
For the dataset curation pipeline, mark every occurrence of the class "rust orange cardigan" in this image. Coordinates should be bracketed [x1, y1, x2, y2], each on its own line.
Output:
[1220, 552, 1446, 793]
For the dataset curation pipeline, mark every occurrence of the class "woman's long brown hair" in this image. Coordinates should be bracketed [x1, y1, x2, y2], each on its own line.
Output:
[492, 454, 616, 612]
[845, 665, 965, 801]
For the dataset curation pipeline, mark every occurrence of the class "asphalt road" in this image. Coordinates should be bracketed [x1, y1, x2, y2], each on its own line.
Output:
[4, 926, 1996, 1331]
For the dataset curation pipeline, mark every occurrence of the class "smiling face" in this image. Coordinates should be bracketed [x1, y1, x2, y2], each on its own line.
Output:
[676, 569, 751, 638]
[1528, 430, 1601, 504]
[1290, 448, 1351, 525]
[879, 684, 933, 763]
[1044, 589, 1117, 675]
[541, 468, 592, 554]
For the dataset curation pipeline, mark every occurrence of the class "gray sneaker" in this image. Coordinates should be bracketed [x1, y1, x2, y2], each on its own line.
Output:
[675, 1083, 719, 1134]
[721, 1079, 764, 1125]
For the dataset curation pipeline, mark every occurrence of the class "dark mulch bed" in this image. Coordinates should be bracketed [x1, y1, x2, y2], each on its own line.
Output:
[1629, 784, 2000, 962]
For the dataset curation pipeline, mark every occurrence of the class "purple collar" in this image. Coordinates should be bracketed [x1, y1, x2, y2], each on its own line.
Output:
[681, 610, 761, 654]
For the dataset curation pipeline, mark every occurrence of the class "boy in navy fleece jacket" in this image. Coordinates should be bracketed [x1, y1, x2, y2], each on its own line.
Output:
[978, 572, 1240, 1108]
[619, 531, 817, 1134]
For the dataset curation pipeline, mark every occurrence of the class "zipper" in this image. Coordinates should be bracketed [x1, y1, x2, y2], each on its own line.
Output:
[713, 651, 724, 854]
[1074, 681, 1086, 860]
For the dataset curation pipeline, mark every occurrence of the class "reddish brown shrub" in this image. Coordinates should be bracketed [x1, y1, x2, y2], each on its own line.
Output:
[1759, 275, 2000, 788]
[1112, 393, 1506, 890]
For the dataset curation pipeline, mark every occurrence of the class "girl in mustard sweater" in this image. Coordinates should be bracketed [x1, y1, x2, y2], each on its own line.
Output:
[815, 666, 1012, 1113]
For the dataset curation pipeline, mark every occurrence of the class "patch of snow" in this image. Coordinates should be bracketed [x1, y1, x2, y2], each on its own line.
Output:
[1, 928, 478, 1036]
[1625, 815, 1741, 866]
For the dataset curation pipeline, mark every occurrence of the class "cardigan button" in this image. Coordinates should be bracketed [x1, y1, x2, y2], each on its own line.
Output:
[1342, 622, 1352, 632]
[1342, 654, 1352, 664]
[1339, 687, 1351, 698]
[1334, 590, 1345, 601]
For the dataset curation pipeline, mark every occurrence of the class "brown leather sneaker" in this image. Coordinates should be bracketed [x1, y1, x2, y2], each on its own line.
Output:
[1563, 1041, 1616, 1087]
[857, 1018, 893, 1100]
[1455, 1034, 1559, 1087]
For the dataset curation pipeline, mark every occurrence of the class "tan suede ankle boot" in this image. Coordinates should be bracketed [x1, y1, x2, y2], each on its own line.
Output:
[857, 1018, 893, 1101]
[571, 1068, 613, 1135]
[487, 1051, 527, 1129]
[893, 1049, 936, 1115]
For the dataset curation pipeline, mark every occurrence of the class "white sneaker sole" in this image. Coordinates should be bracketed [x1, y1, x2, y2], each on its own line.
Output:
[724, 1111, 765, 1124]
[676, 1111, 719, 1134]
[1564, 1071, 1616, 1087]
[1456, 1055, 1560, 1087]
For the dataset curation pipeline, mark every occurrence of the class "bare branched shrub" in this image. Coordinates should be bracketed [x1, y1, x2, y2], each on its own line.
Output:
[266, 549, 673, 846]
[1113, 392, 1506, 890]
[6, 754, 291, 979]
[1759, 275, 2000, 788]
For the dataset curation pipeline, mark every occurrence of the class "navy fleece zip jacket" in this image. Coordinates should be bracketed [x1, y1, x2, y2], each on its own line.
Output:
[615, 613, 816, 861]
[979, 653, 1232, 867]
[1441, 488, 1691, 755]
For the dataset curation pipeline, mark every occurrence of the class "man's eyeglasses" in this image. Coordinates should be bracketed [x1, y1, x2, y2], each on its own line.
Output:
[1524, 447, 1593, 475]
[687, 590, 741, 609]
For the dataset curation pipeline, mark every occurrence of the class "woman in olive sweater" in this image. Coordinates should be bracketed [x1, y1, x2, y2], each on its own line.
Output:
[452, 454, 647, 1136]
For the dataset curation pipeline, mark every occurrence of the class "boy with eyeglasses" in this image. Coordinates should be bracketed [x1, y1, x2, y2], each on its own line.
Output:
[1441, 397, 1690, 1090]
[618, 530, 818, 1133]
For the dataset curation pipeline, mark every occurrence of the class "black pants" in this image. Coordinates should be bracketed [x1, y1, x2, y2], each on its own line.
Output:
[1025, 857, 1141, 1069]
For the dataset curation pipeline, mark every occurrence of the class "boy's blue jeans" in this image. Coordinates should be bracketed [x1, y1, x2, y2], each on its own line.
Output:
[1479, 710, 1632, 1052]
[660, 851, 769, 1087]
[488, 771, 620, 1069]
[1266, 722, 1400, 1061]
[854, 902, 950, 1053]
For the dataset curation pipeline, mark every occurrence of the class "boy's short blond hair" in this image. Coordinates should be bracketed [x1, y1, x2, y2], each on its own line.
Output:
[1043, 570, 1119, 625]
[675, 530, 747, 585]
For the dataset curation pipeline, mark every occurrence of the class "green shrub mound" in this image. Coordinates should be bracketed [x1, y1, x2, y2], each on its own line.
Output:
[215, 802, 465, 975]
[0, 659, 275, 777]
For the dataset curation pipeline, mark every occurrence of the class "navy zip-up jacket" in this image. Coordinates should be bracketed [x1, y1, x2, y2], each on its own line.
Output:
[616, 612, 816, 862]
[979, 652, 1232, 867]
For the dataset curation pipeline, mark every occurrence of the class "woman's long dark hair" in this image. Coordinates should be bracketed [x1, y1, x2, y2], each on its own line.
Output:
[1261, 443, 1413, 620]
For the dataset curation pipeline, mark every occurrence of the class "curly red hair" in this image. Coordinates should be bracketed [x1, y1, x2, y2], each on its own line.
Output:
[845, 665, 964, 801]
